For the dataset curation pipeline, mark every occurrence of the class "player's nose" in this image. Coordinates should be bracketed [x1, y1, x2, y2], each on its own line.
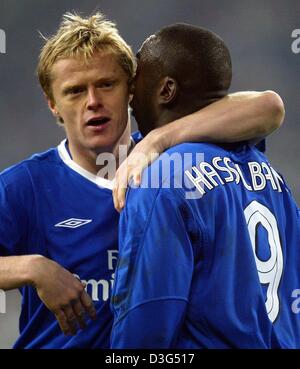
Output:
[87, 86, 102, 110]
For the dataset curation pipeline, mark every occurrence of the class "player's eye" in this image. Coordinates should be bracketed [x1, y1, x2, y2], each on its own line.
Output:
[64, 86, 85, 96]
[70, 86, 85, 94]
[97, 81, 115, 89]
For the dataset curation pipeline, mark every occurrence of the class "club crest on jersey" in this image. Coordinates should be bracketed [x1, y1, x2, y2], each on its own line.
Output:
[55, 218, 92, 228]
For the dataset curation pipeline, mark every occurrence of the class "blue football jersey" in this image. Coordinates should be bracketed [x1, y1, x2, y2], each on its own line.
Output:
[0, 135, 138, 349]
[111, 142, 300, 348]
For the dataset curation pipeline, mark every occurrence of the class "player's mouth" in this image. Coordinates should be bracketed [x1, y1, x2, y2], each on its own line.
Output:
[85, 116, 111, 131]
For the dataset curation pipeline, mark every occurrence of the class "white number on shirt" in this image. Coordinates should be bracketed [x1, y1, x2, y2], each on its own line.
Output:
[244, 200, 283, 323]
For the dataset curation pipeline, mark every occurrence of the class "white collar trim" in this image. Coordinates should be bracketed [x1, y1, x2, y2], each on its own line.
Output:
[57, 139, 114, 190]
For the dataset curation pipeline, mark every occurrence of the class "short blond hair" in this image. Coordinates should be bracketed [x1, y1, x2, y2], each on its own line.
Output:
[37, 12, 136, 101]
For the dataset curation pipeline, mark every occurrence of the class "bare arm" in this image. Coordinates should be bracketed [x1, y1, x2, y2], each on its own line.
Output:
[0, 255, 97, 335]
[0, 255, 35, 290]
[113, 90, 285, 211]
[154, 90, 284, 147]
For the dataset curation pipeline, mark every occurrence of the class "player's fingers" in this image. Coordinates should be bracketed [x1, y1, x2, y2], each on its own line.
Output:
[119, 170, 130, 190]
[117, 168, 143, 211]
[131, 156, 152, 187]
[115, 161, 130, 189]
[62, 304, 78, 335]
[80, 290, 97, 320]
[114, 172, 130, 212]
[55, 309, 72, 336]
[117, 186, 127, 212]
[113, 183, 123, 212]
[112, 185, 119, 211]
[73, 300, 87, 330]
[133, 171, 141, 186]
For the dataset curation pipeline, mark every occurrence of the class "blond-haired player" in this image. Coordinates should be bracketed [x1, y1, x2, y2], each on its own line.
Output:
[0, 12, 284, 348]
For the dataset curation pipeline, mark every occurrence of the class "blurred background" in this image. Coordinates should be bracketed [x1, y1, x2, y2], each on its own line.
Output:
[0, 0, 299, 348]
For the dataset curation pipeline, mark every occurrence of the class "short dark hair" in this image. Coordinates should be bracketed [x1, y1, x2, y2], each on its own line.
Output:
[140, 23, 232, 106]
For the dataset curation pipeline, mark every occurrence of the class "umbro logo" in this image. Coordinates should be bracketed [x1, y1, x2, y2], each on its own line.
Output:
[55, 218, 92, 229]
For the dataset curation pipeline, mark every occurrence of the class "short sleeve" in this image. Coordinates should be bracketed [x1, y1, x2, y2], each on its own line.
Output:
[0, 168, 34, 256]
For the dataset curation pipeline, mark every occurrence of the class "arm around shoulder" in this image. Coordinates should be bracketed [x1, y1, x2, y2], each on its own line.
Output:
[160, 90, 285, 146]
[256, 90, 285, 134]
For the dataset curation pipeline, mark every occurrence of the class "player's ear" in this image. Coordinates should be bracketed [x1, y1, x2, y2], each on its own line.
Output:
[47, 95, 57, 116]
[47, 95, 64, 124]
[157, 77, 177, 105]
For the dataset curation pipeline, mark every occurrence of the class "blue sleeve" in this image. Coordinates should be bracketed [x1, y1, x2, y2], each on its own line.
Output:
[111, 186, 199, 348]
[0, 168, 34, 256]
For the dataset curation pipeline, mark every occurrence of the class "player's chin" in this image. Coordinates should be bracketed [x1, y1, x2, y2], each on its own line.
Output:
[88, 135, 117, 153]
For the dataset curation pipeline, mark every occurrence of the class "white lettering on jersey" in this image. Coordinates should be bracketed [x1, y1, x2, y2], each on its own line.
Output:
[185, 157, 283, 197]
[73, 249, 118, 302]
[249, 162, 266, 191]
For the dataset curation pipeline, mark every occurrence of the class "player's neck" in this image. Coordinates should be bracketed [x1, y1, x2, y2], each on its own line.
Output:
[154, 110, 183, 129]
[67, 132, 132, 179]
[155, 99, 217, 129]
[111, 122, 133, 172]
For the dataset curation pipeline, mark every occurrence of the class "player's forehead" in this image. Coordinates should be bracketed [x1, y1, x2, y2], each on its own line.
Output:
[48, 52, 128, 99]
[51, 51, 124, 84]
